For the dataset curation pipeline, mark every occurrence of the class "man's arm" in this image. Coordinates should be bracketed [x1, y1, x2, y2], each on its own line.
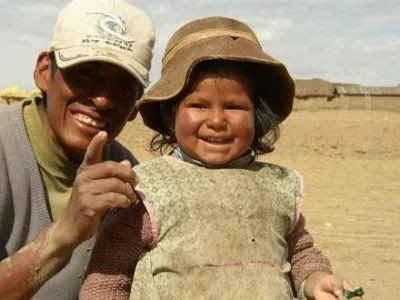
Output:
[0, 224, 73, 299]
[0, 132, 138, 299]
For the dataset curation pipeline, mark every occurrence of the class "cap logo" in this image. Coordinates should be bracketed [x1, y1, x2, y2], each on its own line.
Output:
[89, 12, 135, 43]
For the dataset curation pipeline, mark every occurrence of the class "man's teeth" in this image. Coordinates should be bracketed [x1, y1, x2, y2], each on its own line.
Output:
[75, 114, 105, 129]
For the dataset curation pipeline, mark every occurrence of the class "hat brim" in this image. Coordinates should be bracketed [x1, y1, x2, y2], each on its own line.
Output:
[138, 36, 294, 133]
[54, 47, 150, 87]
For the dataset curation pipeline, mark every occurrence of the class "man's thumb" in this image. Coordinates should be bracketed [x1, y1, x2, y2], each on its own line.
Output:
[81, 131, 108, 167]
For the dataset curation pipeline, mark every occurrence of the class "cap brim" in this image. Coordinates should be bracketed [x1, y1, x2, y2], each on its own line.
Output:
[53, 47, 150, 87]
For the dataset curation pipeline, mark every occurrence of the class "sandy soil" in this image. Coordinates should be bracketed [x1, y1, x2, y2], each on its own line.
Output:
[117, 108, 400, 300]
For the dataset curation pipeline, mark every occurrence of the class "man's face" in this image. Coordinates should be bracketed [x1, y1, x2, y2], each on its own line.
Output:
[35, 53, 141, 162]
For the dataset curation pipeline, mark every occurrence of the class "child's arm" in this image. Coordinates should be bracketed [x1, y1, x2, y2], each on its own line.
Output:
[287, 213, 333, 297]
[80, 201, 154, 299]
[287, 214, 362, 299]
[300, 271, 363, 300]
[287, 213, 332, 293]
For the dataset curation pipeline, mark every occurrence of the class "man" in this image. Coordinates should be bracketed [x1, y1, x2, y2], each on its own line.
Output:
[0, 0, 155, 298]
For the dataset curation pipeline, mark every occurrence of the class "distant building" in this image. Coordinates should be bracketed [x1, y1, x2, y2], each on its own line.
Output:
[295, 78, 334, 101]
[333, 84, 400, 112]
[294, 79, 338, 111]
[333, 84, 400, 97]
[293, 79, 400, 112]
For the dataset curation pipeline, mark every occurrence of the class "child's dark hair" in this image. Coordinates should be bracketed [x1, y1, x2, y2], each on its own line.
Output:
[150, 60, 281, 156]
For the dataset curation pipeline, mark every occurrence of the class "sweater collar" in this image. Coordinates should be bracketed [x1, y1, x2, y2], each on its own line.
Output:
[24, 98, 79, 181]
[172, 147, 255, 169]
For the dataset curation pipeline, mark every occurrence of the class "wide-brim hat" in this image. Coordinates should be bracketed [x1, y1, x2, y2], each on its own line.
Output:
[137, 16, 295, 133]
[50, 0, 155, 88]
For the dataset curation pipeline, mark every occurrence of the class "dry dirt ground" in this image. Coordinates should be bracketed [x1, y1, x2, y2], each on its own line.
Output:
[117, 108, 400, 300]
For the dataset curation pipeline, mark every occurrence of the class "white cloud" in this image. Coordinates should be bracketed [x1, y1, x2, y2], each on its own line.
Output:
[237, 16, 294, 44]
[0, 0, 399, 90]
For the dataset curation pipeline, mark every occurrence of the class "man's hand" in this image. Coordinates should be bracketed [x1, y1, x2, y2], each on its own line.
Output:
[53, 131, 139, 249]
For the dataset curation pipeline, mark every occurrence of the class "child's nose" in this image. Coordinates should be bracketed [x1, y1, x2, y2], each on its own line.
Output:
[207, 108, 227, 130]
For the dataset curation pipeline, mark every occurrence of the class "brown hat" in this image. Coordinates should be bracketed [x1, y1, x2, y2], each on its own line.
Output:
[138, 16, 295, 132]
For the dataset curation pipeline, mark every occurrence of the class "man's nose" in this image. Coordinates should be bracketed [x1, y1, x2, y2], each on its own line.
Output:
[91, 88, 115, 110]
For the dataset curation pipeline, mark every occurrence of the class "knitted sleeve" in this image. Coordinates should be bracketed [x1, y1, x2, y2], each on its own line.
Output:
[287, 213, 332, 296]
[80, 200, 155, 300]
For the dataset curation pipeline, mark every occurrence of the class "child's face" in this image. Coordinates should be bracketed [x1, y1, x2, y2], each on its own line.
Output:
[175, 73, 255, 166]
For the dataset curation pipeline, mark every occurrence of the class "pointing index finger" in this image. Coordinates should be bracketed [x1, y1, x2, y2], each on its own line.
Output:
[80, 131, 108, 168]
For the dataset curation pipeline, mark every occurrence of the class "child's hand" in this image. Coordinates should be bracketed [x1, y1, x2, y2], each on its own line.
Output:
[304, 271, 363, 300]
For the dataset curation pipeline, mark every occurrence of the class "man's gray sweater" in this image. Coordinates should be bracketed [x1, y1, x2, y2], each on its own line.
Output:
[0, 101, 138, 299]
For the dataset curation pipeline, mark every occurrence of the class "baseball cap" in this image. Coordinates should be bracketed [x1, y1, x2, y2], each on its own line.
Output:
[49, 0, 155, 87]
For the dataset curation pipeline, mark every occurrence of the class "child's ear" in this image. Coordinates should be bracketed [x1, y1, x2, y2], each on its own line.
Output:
[34, 52, 52, 93]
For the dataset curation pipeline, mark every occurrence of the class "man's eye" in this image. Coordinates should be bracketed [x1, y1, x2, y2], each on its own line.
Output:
[77, 69, 95, 79]
[120, 85, 133, 93]
[116, 83, 138, 97]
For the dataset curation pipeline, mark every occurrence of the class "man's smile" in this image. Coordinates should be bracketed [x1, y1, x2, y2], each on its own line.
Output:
[74, 113, 106, 130]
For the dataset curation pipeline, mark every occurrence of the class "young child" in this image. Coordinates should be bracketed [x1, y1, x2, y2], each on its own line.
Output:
[80, 17, 361, 300]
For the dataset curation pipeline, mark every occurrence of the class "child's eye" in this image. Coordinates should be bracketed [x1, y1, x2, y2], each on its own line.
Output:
[226, 104, 243, 110]
[188, 102, 207, 109]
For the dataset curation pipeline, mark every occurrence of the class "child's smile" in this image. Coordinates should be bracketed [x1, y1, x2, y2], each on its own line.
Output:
[175, 73, 255, 166]
[200, 135, 234, 145]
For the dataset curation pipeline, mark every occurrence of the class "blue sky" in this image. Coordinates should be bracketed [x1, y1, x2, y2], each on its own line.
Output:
[0, 0, 399, 91]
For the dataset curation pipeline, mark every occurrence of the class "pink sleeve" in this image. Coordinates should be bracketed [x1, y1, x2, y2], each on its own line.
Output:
[286, 171, 332, 296]
[80, 197, 156, 299]
[293, 170, 304, 224]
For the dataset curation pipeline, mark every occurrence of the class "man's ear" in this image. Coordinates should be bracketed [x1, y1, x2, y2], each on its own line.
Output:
[34, 52, 52, 93]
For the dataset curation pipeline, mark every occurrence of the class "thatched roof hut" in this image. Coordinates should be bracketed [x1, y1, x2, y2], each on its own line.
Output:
[334, 84, 400, 96]
[295, 78, 335, 99]
[0, 86, 28, 102]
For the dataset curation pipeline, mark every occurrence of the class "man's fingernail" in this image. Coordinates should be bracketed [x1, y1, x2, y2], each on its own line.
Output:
[120, 160, 131, 166]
